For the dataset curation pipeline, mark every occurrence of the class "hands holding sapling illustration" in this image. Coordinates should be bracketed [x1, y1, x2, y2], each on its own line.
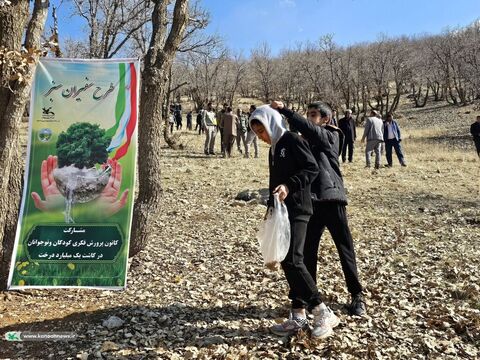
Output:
[32, 156, 129, 216]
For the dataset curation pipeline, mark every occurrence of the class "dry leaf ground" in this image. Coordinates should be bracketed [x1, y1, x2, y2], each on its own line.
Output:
[0, 99, 479, 359]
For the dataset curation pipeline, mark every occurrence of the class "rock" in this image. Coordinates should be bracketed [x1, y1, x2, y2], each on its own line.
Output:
[101, 341, 120, 352]
[102, 315, 124, 329]
[235, 188, 269, 206]
[76, 353, 89, 360]
[145, 311, 158, 318]
[201, 335, 225, 346]
[235, 190, 254, 201]
[53, 165, 109, 203]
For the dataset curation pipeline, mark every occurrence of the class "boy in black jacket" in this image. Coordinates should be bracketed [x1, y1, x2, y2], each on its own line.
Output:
[249, 105, 323, 337]
[271, 100, 366, 337]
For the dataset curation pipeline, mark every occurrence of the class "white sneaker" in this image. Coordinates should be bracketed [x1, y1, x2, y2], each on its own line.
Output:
[270, 313, 309, 336]
[311, 303, 340, 339]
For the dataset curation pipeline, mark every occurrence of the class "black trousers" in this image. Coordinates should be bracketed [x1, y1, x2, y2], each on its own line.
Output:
[474, 137, 480, 156]
[342, 139, 354, 162]
[303, 202, 363, 297]
[195, 122, 203, 134]
[219, 128, 224, 152]
[281, 216, 321, 311]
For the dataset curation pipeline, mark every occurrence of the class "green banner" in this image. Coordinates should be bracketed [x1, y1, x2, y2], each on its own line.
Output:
[8, 58, 140, 289]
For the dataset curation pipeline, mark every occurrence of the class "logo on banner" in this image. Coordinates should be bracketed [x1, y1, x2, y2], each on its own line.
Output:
[41, 106, 55, 120]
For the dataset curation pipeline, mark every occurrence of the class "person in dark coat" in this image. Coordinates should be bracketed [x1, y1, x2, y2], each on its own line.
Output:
[186, 111, 193, 131]
[271, 100, 366, 334]
[249, 105, 321, 338]
[338, 109, 356, 163]
[195, 110, 203, 134]
[383, 113, 406, 167]
[470, 115, 480, 156]
[175, 109, 183, 130]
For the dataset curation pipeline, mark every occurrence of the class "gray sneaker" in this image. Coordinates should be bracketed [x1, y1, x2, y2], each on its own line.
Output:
[311, 304, 340, 339]
[270, 313, 309, 336]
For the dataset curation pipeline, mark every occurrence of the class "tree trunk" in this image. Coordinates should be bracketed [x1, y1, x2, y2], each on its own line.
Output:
[129, 0, 188, 257]
[0, 0, 49, 289]
[412, 84, 430, 108]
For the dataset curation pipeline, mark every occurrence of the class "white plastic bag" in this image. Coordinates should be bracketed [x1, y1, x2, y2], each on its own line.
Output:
[256, 193, 291, 270]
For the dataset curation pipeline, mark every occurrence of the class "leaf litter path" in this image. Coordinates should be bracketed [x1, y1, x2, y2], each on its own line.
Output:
[1, 130, 479, 359]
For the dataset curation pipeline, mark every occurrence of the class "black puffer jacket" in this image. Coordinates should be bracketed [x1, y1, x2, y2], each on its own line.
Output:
[268, 131, 319, 218]
[279, 108, 348, 205]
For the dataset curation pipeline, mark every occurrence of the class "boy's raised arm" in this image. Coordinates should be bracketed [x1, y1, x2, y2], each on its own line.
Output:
[276, 107, 335, 150]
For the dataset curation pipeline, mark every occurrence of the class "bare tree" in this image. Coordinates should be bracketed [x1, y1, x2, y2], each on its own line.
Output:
[128, 0, 219, 59]
[71, 0, 153, 58]
[129, 0, 189, 256]
[183, 42, 227, 109]
[297, 42, 328, 104]
[224, 51, 247, 106]
[0, 0, 49, 289]
[409, 37, 431, 107]
[251, 42, 277, 102]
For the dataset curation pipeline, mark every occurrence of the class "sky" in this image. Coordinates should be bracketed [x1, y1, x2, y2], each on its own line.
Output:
[51, 0, 480, 57]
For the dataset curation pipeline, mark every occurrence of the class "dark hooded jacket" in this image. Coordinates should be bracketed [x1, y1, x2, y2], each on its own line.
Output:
[278, 108, 348, 205]
[249, 105, 319, 218]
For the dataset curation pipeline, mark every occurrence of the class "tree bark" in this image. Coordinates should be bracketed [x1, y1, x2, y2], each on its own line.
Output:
[0, 0, 49, 289]
[129, 0, 188, 257]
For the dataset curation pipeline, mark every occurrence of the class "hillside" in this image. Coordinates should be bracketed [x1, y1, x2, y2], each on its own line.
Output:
[1, 98, 479, 359]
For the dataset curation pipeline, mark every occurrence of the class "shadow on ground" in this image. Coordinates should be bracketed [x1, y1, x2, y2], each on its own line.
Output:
[0, 303, 286, 358]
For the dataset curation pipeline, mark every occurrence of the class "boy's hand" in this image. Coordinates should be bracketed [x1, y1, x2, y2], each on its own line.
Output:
[273, 184, 289, 202]
[270, 101, 284, 110]
[264, 207, 270, 220]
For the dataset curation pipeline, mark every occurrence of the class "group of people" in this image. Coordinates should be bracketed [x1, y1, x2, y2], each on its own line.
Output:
[248, 101, 366, 339]
[170, 100, 411, 169]
[176, 100, 480, 163]
[360, 110, 407, 169]
[168, 103, 195, 132]
[329, 109, 407, 168]
[168, 103, 260, 158]
[275, 106, 407, 169]
[198, 103, 260, 158]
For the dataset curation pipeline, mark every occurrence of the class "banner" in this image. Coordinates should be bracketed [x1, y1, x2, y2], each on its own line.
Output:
[8, 58, 140, 289]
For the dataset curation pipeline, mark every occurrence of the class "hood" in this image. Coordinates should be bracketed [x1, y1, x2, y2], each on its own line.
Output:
[249, 105, 286, 153]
